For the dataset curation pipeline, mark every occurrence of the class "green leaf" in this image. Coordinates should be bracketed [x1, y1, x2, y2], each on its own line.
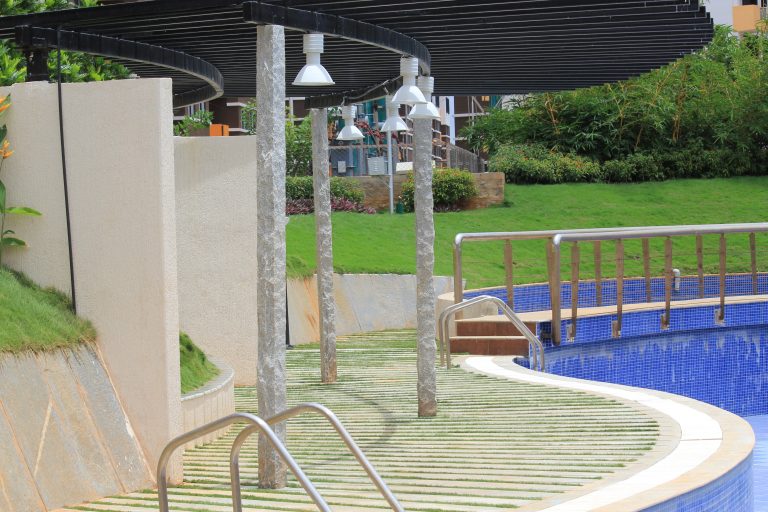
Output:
[0, 178, 5, 212]
[0, 237, 26, 247]
[2, 229, 15, 235]
[4, 206, 42, 216]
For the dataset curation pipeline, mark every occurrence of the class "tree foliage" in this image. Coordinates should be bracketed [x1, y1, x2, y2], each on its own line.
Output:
[464, 26, 768, 177]
[0, 0, 129, 85]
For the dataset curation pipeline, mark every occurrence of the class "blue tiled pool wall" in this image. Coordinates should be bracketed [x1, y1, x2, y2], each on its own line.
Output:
[538, 301, 768, 347]
[642, 455, 753, 512]
[464, 274, 768, 314]
[544, 325, 768, 417]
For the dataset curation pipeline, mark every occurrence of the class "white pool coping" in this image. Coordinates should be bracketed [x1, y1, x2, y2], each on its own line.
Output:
[463, 356, 754, 512]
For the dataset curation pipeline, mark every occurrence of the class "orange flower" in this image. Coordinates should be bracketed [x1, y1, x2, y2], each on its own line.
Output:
[3, 150, 13, 159]
[0, 104, 9, 114]
[1, 140, 9, 151]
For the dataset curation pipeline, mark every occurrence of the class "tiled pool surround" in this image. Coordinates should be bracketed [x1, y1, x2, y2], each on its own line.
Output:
[465, 356, 755, 512]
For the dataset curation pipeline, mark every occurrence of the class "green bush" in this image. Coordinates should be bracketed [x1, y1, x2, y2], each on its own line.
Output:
[489, 144, 602, 184]
[602, 153, 663, 183]
[400, 168, 478, 212]
[286, 176, 364, 203]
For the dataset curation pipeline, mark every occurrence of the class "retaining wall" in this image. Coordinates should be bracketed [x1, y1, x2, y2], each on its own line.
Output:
[180, 359, 235, 450]
[0, 345, 153, 512]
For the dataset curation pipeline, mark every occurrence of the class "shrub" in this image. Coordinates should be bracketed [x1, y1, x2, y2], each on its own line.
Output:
[489, 144, 602, 184]
[286, 176, 364, 203]
[400, 168, 478, 212]
[285, 198, 375, 216]
[602, 153, 663, 183]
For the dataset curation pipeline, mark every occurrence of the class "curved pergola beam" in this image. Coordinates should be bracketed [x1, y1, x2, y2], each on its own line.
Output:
[14, 25, 224, 108]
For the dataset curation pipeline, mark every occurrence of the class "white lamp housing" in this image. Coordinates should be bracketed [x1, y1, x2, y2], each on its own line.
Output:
[392, 57, 427, 105]
[293, 33, 335, 86]
[381, 96, 409, 132]
[337, 105, 364, 141]
[408, 76, 441, 120]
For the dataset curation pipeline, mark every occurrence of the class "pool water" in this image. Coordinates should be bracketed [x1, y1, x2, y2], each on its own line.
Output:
[543, 326, 768, 511]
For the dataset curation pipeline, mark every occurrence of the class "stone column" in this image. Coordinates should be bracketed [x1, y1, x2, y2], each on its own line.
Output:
[413, 117, 438, 417]
[256, 24, 287, 488]
[311, 107, 337, 384]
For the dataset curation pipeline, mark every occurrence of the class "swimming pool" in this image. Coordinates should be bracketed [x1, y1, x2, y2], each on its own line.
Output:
[539, 324, 766, 511]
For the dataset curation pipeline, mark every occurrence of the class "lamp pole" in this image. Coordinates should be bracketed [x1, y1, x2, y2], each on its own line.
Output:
[387, 131, 395, 214]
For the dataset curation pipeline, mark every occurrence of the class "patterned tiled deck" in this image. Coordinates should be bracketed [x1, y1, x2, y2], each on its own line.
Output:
[61, 331, 664, 512]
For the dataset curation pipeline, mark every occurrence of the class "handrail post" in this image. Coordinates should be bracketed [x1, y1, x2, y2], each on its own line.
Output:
[613, 239, 624, 338]
[453, 239, 464, 305]
[662, 237, 673, 330]
[750, 233, 758, 295]
[696, 235, 705, 299]
[550, 238, 562, 345]
[504, 240, 515, 309]
[594, 241, 603, 307]
[718, 234, 726, 323]
[568, 242, 580, 341]
[642, 238, 652, 303]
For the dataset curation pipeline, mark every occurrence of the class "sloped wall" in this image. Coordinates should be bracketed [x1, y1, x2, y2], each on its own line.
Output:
[0, 346, 153, 511]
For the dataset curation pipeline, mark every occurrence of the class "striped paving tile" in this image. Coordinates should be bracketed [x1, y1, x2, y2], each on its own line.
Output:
[62, 330, 660, 512]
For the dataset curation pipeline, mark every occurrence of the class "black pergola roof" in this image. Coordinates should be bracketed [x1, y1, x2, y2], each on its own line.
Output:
[0, 0, 714, 108]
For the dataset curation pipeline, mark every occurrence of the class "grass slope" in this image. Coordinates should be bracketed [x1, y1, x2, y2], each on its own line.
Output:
[287, 177, 768, 289]
[0, 267, 95, 353]
[180, 332, 219, 394]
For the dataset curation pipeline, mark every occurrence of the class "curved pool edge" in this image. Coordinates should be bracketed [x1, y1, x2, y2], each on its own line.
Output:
[461, 355, 755, 512]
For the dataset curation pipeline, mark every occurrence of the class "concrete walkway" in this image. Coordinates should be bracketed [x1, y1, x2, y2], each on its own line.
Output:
[60, 331, 662, 512]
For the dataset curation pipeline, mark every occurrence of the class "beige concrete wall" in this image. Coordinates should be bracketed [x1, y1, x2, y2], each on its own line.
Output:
[175, 136, 259, 386]
[288, 274, 454, 343]
[348, 172, 505, 211]
[0, 346, 153, 512]
[0, 80, 182, 481]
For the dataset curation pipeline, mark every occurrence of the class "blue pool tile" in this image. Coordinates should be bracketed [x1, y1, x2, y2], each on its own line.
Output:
[746, 416, 768, 512]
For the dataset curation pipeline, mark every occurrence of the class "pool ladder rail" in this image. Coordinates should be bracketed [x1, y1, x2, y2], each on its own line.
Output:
[438, 295, 546, 372]
[157, 403, 404, 512]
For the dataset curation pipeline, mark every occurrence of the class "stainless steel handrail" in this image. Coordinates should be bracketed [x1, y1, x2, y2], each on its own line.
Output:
[230, 403, 404, 512]
[549, 223, 768, 344]
[438, 295, 545, 372]
[157, 412, 330, 512]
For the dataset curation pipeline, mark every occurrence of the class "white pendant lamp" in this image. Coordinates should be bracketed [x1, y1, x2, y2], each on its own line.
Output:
[408, 76, 441, 120]
[337, 105, 364, 141]
[392, 57, 427, 105]
[293, 33, 335, 86]
[381, 96, 409, 132]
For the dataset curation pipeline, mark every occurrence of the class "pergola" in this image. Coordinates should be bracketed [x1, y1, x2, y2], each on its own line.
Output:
[0, 0, 713, 489]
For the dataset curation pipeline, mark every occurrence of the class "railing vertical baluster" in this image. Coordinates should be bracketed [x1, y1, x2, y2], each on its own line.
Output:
[569, 242, 580, 341]
[662, 237, 673, 329]
[643, 238, 652, 302]
[548, 240, 562, 345]
[696, 235, 705, 299]
[504, 240, 515, 309]
[750, 233, 758, 295]
[594, 241, 603, 307]
[613, 240, 624, 338]
[718, 234, 726, 323]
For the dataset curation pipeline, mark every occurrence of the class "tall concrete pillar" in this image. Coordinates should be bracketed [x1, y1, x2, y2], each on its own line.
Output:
[413, 117, 438, 417]
[255, 24, 287, 488]
[311, 108, 337, 384]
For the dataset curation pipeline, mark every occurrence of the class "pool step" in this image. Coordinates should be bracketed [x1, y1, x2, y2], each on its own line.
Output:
[455, 316, 538, 337]
[449, 335, 529, 356]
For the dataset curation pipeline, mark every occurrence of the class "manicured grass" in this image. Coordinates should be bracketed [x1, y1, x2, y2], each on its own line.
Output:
[180, 332, 219, 394]
[287, 177, 768, 289]
[0, 267, 96, 353]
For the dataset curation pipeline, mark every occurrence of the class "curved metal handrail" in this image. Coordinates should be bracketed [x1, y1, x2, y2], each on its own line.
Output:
[231, 403, 404, 512]
[438, 295, 545, 372]
[157, 412, 330, 512]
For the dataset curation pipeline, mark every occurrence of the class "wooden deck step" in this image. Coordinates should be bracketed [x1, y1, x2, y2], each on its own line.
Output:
[449, 335, 529, 356]
[455, 317, 537, 337]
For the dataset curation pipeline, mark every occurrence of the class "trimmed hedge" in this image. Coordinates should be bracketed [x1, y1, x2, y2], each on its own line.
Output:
[286, 176, 364, 203]
[400, 168, 478, 212]
[489, 144, 602, 184]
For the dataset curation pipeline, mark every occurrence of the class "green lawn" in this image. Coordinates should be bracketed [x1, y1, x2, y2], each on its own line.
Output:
[287, 177, 768, 289]
[180, 332, 220, 394]
[0, 267, 96, 353]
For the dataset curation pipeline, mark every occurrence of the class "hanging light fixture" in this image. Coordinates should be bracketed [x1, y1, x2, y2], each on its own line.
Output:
[381, 96, 408, 132]
[392, 57, 427, 105]
[293, 33, 335, 86]
[408, 76, 441, 120]
[337, 105, 364, 141]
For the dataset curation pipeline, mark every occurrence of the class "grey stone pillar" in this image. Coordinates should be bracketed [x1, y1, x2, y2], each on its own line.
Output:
[413, 117, 438, 417]
[311, 108, 337, 384]
[255, 24, 287, 489]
